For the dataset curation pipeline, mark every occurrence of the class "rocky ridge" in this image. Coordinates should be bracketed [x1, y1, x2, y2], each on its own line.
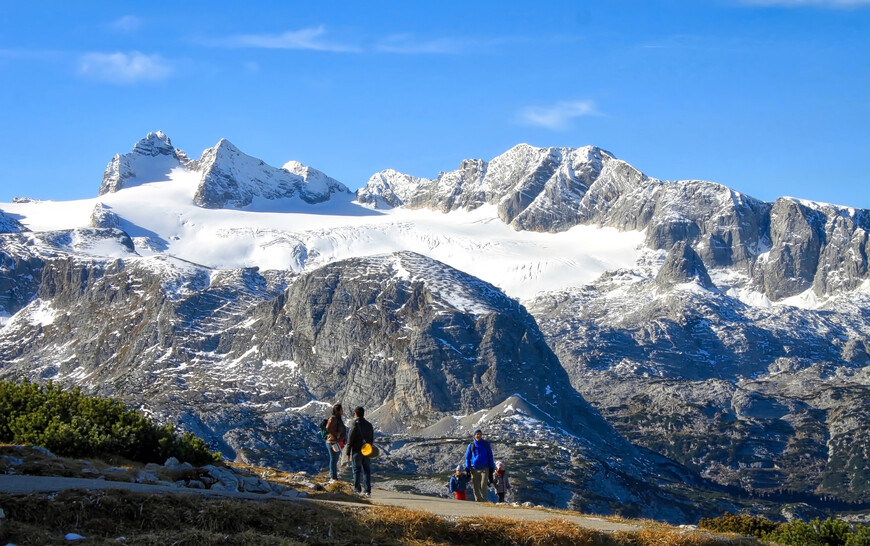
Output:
[99, 132, 351, 209]
[359, 144, 870, 302]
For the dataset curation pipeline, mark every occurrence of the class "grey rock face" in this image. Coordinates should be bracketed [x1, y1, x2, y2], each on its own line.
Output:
[0, 210, 26, 234]
[193, 139, 351, 209]
[655, 242, 714, 290]
[752, 198, 826, 300]
[0, 234, 45, 316]
[528, 265, 870, 503]
[356, 169, 426, 209]
[406, 159, 488, 213]
[89, 203, 122, 230]
[250, 251, 608, 435]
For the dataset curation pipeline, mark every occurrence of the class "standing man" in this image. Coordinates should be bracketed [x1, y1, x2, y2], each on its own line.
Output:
[464, 429, 495, 502]
[344, 406, 375, 497]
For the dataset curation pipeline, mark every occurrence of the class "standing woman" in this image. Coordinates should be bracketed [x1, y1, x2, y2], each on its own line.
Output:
[325, 403, 347, 482]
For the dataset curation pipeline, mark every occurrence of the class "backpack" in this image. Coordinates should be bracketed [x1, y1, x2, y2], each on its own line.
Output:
[319, 418, 329, 439]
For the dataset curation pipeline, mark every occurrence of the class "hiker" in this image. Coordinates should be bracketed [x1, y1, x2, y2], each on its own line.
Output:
[464, 428, 495, 502]
[491, 460, 512, 503]
[324, 403, 346, 482]
[344, 406, 375, 497]
[448, 465, 470, 500]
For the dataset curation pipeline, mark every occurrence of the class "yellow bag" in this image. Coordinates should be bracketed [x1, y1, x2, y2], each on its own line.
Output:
[361, 443, 379, 458]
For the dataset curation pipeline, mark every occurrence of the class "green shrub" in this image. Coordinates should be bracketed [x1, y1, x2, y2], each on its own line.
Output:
[700, 513, 870, 546]
[698, 512, 780, 537]
[0, 379, 220, 466]
[846, 525, 870, 546]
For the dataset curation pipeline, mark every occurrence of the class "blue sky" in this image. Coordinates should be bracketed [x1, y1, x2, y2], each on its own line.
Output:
[1, 0, 868, 208]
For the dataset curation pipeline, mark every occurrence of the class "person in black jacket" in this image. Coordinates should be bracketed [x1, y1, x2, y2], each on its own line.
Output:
[343, 406, 375, 496]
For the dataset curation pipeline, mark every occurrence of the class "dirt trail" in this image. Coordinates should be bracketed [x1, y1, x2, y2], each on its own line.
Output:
[0, 474, 640, 533]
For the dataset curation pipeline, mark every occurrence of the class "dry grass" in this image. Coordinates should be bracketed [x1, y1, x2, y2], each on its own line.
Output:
[0, 488, 759, 546]
[0, 447, 756, 545]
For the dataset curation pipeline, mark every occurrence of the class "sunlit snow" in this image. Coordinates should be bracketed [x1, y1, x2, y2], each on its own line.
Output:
[2, 168, 644, 301]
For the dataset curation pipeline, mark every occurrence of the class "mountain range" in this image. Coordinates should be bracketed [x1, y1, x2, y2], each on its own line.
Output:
[1, 132, 868, 522]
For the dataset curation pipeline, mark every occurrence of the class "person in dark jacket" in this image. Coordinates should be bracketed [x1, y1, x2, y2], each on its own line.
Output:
[324, 404, 346, 481]
[491, 460, 512, 503]
[464, 429, 495, 502]
[343, 406, 375, 496]
[448, 465, 470, 500]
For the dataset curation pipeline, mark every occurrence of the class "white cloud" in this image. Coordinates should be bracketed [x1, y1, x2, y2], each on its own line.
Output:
[738, 0, 870, 6]
[110, 15, 142, 33]
[217, 26, 360, 52]
[78, 52, 173, 84]
[375, 34, 464, 54]
[516, 100, 600, 130]
[207, 26, 483, 55]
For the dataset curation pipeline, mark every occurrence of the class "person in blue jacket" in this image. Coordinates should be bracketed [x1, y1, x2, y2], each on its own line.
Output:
[448, 465, 470, 500]
[464, 428, 495, 502]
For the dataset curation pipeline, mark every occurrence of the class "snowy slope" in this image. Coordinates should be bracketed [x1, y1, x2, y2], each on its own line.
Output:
[1, 151, 643, 301]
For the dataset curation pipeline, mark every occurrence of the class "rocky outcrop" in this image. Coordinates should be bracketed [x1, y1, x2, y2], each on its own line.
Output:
[89, 203, 122, 230]
[0, 210, 26, 234]
[193, 139, 351, 209]
[247, 251, 621, 441]
[655, 242, 714, 290]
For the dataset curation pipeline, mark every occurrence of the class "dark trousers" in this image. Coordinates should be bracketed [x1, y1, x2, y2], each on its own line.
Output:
[351, 452, 371, 494]
[497, 492, 506, 503]
[326, 441, 340, 479]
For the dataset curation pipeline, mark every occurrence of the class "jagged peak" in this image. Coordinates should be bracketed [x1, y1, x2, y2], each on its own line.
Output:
[131, 131, 176, 157]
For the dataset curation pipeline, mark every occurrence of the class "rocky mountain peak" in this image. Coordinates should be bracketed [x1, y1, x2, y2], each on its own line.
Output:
[98, 131, 186, 195]
[131, 131, 176, 157]
[193, 138, 349, 209]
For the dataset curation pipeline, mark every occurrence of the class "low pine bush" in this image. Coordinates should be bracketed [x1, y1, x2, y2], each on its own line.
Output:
[0, 379, 219, 465]
[699, 513, 870, 546]
[698, 512, 780, 537]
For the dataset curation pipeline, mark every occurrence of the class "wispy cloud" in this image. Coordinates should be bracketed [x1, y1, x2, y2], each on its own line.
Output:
[375, 34, 465, 54]
[110, 15, 142, 33]
[738, 0, 870, 6]
[204, 26, 489, 55]
[212, 26, 360, 53]
[516, 100, 600, 130]
[78, 52, 173, 84]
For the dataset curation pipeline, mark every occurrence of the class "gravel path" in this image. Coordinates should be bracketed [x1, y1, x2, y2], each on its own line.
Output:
[0, 474, 640, 533]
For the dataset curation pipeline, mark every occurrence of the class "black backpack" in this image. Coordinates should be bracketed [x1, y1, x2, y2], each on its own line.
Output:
[319, 418, 329, 439]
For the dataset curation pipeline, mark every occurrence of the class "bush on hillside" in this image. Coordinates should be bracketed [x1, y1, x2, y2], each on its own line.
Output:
[698, 512, 780, 537]
[0, 379, 220, 466]
[699, 513, 870, 546]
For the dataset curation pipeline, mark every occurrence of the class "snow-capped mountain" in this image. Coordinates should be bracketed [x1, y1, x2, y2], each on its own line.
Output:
[99, 131, 351, 210]
[2, 132, 869, 521]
